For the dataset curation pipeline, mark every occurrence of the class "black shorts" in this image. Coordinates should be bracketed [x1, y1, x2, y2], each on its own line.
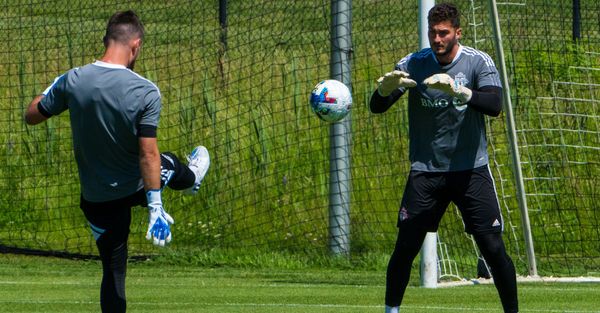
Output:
[397, 165, 503, 235]
[80, 190, 145, 243]
[79, 152, 193, 243]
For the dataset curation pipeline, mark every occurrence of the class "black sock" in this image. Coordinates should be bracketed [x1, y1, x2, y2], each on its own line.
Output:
[474, 233, 519, 313]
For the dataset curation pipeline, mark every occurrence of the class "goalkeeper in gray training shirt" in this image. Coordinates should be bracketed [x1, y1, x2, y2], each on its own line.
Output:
[24, 10, 210, 313]
[370, 3, 518, 313]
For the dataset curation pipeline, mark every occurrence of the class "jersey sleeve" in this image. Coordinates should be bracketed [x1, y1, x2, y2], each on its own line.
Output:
[393, 53, 413, 93]
[394, 53, 412, 72]
[39, 73, 69, 116]
[139, 87, 162, 128]
[474, 51, 502, 89]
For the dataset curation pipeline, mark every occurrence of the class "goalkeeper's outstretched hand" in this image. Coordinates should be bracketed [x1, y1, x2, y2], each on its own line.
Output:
[145, 190, 174, 247]
[376, 70, 417, 97]
[423, 73, 472, 103]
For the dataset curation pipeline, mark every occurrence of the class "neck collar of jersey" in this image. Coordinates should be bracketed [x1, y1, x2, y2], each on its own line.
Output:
[431, 44, 463, 68]
[93, 60, 128, 69]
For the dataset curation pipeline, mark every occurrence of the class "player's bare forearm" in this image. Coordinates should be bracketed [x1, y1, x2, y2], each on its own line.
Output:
[139, 137, 161, 191]
[24, 95, 49, 125]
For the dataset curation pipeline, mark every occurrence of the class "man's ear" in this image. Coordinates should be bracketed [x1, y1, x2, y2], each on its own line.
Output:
[131, 38, 142, 54]
[455, 27, 462, 40]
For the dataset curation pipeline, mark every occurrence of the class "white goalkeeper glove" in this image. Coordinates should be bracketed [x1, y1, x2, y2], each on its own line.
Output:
[376, 70, 417, 97]
[423, 73, 472, 103]
[145, 190, 174, 247]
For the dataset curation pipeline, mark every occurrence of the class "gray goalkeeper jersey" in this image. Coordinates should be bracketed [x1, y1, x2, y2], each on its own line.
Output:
[395, 45, 502, 172]
[39, 61, 161, 202]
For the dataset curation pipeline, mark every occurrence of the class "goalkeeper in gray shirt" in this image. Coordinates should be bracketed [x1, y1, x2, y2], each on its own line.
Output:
[370, 3, 518, 313]
[24, 10, 209, 313]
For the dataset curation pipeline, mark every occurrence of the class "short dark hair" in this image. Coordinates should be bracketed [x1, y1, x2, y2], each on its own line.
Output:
[103, 10, 144, 46]
[428, 2, 460, 28]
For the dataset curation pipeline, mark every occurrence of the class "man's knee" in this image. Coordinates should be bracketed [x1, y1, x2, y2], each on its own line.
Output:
[391, 226, 428, 261]
[474, 232, 511, 267]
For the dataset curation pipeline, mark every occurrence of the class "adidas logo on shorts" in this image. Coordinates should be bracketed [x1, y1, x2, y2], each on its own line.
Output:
[492, 219, 501, 227]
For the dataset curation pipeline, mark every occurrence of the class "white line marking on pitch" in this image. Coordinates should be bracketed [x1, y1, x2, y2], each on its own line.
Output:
[0, 300, 598, 312]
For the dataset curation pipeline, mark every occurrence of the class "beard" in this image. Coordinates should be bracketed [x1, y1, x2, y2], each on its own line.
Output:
[432, 36, 458, 58]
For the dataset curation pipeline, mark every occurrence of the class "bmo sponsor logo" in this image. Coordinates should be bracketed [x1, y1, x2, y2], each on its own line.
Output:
[420, 97, 463, 109]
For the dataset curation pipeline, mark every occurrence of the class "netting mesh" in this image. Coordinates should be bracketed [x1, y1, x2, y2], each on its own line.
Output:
[1, 0, 598, 279]
[498, 0, 600, 276]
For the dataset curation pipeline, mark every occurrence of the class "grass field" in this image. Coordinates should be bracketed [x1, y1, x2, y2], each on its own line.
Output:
[1, 254, 599, 313]
[1, 0, 599, 288]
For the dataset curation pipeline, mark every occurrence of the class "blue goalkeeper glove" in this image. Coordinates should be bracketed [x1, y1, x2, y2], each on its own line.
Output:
[145, 190, 174, 247]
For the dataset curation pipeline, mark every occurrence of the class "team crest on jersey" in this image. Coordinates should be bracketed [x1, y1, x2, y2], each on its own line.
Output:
[420, 72, 470, 109]
[453, 72, 469, 110]
[454, 72, 469, 88]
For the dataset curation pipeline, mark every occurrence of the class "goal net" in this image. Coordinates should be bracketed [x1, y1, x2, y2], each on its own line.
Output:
[1, 0, 598, 279]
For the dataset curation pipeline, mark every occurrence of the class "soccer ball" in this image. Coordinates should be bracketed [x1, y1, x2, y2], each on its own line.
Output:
[309, 79, 352, 122]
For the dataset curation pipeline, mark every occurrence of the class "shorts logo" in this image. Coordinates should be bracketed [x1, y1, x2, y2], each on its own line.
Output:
[492, 219, 501, 227]
[399, 207, 409, 221]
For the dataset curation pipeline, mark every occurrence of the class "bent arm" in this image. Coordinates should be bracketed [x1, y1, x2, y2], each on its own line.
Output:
[468, 85, 503, 117]
[139, 137, 161, 191]
[369, 88, 405, 114]
[24, 95, 52, 125]
[25, 74, 68, 125]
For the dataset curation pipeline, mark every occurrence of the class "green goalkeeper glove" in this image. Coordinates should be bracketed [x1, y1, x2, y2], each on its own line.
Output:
[423, 73, 472, 103]
[376, 70, 417, 97]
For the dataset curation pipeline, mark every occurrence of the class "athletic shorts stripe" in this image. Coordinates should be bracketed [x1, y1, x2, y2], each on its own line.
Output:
[485, 164, 504, 232]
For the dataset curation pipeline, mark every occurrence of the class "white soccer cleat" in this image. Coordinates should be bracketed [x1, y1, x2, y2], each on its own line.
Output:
[186, 145, 210, 195]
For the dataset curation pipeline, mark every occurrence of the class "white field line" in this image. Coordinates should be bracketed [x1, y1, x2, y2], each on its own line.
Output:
[2, 277, 599, 289]
[0, 300, 599, 313]
[0, 280, 381, 289]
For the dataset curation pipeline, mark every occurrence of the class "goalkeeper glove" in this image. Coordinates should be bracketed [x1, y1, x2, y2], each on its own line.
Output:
[145, 189, 174, 247]
[423, 73, 472, 103]
[376, 70, 417, 97]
